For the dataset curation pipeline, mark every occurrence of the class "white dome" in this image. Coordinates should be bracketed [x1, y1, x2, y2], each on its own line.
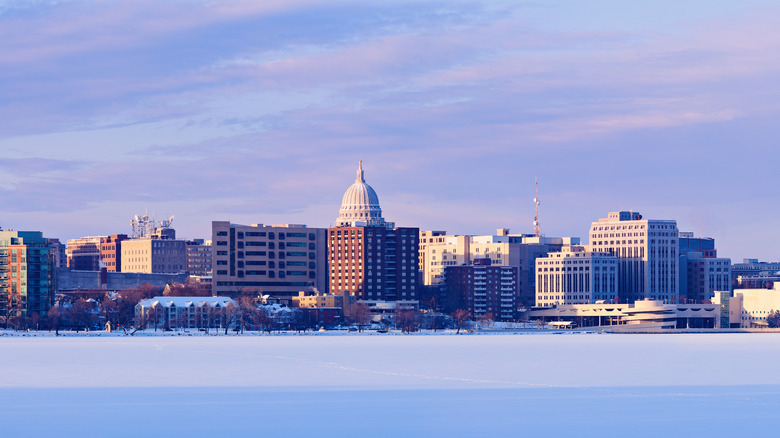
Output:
[335, 161, 385, 227]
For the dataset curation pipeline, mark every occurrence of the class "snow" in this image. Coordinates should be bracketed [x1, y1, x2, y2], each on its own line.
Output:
[2, 332, 779, 437]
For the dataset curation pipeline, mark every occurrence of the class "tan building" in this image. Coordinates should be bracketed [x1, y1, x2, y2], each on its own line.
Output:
[535, 246, 618, 306]
[292, 291, 355, 310]
[121, 238, 186, 274]
[418, 230, 447, 272]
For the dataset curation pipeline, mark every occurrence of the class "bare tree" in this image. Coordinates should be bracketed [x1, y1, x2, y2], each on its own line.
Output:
[451, 309, 472, 334]
[346, 302, 371, 332]
[47, 306, 65, 335]
[395, 309, 419, 333]
[164, 282, 211, 297]
[137, 283, 163, 299]
[768, 310, 780, 328]
[237, 296, 258, 333]
[253, 308, 275, 333]
[224, 303, 242, 335]
[68, 299, 98, 332]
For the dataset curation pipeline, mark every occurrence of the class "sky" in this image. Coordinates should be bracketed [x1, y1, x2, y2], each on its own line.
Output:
[1, 0, 779, 261]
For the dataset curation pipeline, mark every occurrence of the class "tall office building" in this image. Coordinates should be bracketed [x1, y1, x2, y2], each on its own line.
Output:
[535, 245, 618, 306]
[678, 231, 731, 303]
[329, 162, 419, 301]
[588, 211, 679, 303]
[0, 230, 56, 317]
[211, 222, 327, 298]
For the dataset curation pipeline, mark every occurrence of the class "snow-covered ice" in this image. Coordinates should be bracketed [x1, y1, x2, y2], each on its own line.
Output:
[2, 332, 779, 437]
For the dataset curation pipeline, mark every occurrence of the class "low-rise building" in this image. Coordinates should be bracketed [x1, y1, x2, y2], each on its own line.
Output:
[527, 299, 719, 329]
[135, 296, 236, 330]
[713, 283, 780, 328]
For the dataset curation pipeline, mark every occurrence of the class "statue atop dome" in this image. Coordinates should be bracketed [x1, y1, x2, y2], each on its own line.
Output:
[334, 161, 389, 228]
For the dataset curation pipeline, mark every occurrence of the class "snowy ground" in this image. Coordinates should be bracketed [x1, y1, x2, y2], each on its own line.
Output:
[2, 332, 779, 437]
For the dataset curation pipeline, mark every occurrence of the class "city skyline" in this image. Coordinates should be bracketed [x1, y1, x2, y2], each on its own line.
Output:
[2, 1, 780, 261]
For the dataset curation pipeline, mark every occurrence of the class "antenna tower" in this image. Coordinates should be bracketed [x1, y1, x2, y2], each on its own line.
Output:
[533, 178, 541, 237]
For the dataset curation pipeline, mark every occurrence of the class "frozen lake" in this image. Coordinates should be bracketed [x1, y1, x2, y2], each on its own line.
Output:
[3, 332, 779, 436]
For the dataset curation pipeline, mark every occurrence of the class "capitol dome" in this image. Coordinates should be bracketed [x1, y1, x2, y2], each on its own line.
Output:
[335, 161, 386, 227]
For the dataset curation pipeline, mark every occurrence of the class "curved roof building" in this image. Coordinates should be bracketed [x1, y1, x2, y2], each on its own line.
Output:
[335, 161, 387, 227]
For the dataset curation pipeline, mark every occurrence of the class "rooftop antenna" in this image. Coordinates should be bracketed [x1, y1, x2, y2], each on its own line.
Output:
[533, 178, 541, 237]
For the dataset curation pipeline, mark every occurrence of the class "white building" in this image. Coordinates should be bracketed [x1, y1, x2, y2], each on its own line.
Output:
[713, 283, 780, 328]
[589, 211, 679, 303]
[535, 246, 618, 306]
[527, 299, 719, 329]
[135, 296, 236, 330]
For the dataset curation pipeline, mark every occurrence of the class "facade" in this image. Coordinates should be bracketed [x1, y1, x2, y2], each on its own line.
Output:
[418, 230, 447, 273]
[444, 258, 518, 321]
[66, 236, 105, 271]
[329, 226, 419, 301]
[588, 211, 679, 303]
[0, 230, 56, 317]
[211, 222, 327, 298]
[681, 253, 731, 303]
[100, 234, 128, 272]
[185, 239, 212, 275]
[135, 296, 236, 330]
[678, 231, 731, 303]
[535, 246, 618, 306]
[120, 238, 186, 274]
[679, 232, 717, 258]
[48, 238, 67, 268]
[329, 162, 418, 301]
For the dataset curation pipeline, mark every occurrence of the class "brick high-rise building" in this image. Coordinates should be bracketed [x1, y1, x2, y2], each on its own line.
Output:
[329, 161, 419, 301]
[444, 258, 518, 321]
[100, 234, 128, 272]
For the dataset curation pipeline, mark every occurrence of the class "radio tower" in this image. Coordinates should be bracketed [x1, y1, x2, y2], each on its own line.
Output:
[533, 178, 541, 237]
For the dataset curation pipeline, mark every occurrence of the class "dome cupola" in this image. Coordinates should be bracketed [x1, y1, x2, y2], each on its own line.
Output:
[335, 161, 386, 227]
